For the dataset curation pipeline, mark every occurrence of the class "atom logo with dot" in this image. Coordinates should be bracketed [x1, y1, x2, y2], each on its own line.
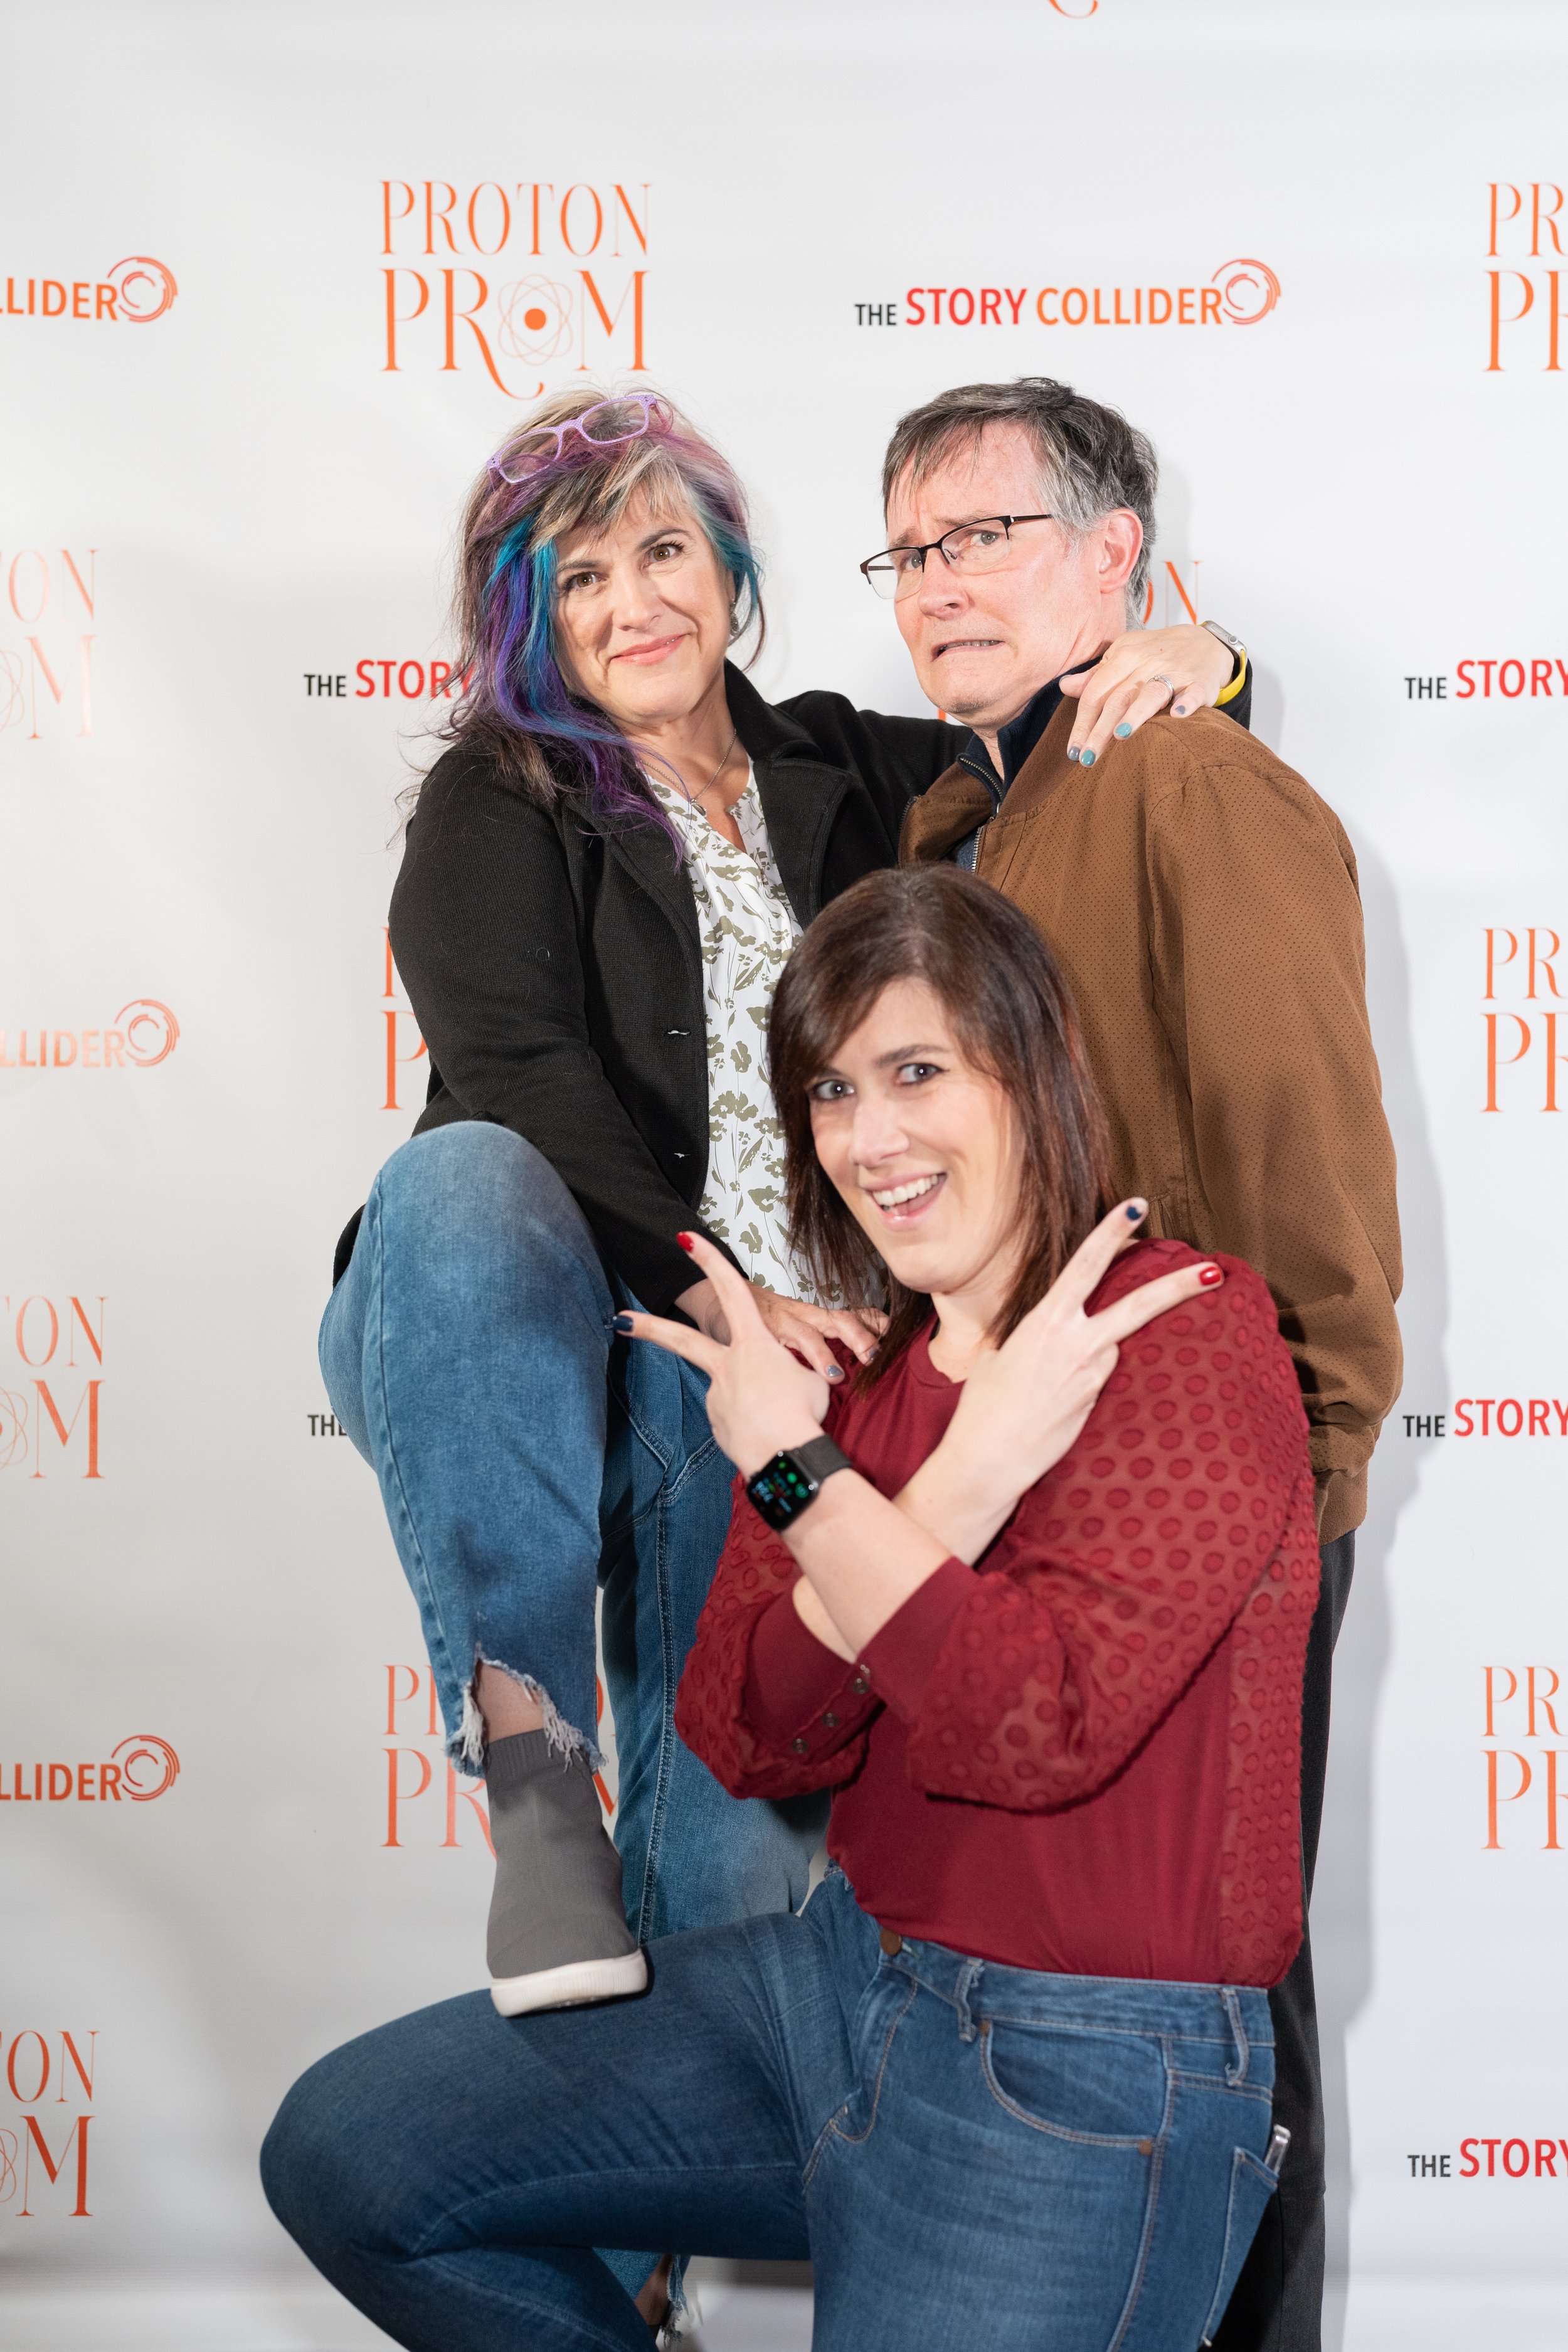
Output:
[497, 275, 575, 363]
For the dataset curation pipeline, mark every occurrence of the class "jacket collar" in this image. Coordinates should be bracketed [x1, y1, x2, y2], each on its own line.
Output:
[596, 802, 701, 961]
[724, 661, 853, 925]
[901, 688, 1088, 867]
[958, 671, 1068, 810]
[899, 763, 995, 866]
[722, 659, 822, 765]
[980, 694, 1080, 829]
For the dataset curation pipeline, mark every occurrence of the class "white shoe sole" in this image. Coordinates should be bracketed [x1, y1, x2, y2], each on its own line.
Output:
[490, 1949, 649, 2017]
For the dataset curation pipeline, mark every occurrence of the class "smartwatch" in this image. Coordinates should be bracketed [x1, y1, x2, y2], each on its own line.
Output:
[746, 1436, 852, 1530]
[1200, 619, 1248, 674]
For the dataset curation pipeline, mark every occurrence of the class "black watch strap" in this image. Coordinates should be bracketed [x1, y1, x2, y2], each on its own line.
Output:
[746, 1436, 852, 1530]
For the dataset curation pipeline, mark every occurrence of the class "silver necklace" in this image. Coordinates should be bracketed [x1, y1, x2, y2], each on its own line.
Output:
[675, 725, 738, 809]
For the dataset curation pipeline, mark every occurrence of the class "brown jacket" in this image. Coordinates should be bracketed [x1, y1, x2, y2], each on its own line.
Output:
[901, 699, 1402, 1542]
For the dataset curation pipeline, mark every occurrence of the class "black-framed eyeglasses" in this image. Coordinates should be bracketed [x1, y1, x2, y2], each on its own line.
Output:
[859, 513, 1056, 601]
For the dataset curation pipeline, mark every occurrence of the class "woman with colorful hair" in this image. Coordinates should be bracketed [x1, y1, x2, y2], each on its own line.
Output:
[270, 864, 1317, 2352]
[319, 384, 1248, 2036]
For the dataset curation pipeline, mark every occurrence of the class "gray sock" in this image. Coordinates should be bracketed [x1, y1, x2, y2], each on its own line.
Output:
[484, 1730, 638, 1981]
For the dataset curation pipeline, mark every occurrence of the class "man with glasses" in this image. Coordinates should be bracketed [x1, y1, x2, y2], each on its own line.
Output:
[881, 377, 1401, 2352]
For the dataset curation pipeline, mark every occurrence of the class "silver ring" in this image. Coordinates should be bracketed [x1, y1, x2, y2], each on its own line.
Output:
[1148, 674, 1175, 691]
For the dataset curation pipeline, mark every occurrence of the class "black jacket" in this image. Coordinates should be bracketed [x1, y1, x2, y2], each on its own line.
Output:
[363, 667, 965, 1310]
[347, 660, 1252, 1311]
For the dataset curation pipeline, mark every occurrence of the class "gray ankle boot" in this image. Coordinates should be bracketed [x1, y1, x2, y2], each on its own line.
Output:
[484, 1730, 647, 2017]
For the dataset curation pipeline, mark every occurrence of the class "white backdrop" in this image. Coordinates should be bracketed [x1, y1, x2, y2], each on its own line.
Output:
[3, 3, 1567, 2345]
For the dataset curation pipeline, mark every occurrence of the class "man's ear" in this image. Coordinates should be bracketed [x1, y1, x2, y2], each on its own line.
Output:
[1096, 508, 1143, 597]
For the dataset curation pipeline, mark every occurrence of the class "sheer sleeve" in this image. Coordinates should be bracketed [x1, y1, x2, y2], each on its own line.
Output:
[674, 1472, 880, 1800]
[886, 1251, 1319, 1814]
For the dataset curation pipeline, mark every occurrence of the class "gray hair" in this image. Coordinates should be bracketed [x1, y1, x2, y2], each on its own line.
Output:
[880, 377, 1158, 617]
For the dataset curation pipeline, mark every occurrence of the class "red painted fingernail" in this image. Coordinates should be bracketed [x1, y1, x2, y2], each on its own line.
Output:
[677, 1231, 695, 1252]
[1197, 1264, 1224, 1287]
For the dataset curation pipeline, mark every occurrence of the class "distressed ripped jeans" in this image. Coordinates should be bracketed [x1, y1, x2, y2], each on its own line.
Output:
[319, 1121, 825, 1945]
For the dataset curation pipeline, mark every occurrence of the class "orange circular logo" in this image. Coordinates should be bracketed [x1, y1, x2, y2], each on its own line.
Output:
[114, 999, 181, 1066]
[1210, 258, 1281, 326]
[497, 274, 574, 363]
[105, 256, 179, 323]
[110, 1734, 181, 1801]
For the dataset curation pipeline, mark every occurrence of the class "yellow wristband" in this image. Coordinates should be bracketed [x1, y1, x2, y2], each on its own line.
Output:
[1215, 650, 1248, 708]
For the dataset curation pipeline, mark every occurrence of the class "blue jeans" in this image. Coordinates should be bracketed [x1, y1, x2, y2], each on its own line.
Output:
[263, 1868, 1279, 2352]
[320, 1122, 825, 1943]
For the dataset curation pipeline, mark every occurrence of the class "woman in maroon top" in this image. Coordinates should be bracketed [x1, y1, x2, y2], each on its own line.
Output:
[263, 865, 1319, 2352]
[670, 864, 1318, 1995]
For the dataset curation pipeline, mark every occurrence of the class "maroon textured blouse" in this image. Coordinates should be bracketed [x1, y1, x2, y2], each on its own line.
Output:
[674, 1241, 1320, 1988]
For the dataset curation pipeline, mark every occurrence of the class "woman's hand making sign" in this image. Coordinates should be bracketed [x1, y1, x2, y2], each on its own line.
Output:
[613, 1204, 1222, 1665]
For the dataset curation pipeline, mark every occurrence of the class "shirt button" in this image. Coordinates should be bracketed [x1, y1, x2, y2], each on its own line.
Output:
[822, 1712, 839, 1728]
[879, 1927, 903, 1956]
[850, 1675, 869, 1695]
[790, 1737, 808, 1754]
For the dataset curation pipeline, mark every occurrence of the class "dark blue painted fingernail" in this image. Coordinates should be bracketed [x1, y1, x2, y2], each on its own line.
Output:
[1125, 1199, 1147, 1220]
[1114, 722, 1131, 738]
[1173, 702, 1187, 714]
[1079, 747, 1096, 767]
[1067, 745, 1081, 762]
[611, 1313, 635, 1332]
[827, 1365, 844, 1381]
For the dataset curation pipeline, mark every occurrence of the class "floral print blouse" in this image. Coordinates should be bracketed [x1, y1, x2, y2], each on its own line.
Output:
[647, 765, 805, 1300]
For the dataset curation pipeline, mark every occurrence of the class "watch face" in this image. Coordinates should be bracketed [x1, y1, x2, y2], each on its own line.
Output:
[749, 1453, 819, 1527]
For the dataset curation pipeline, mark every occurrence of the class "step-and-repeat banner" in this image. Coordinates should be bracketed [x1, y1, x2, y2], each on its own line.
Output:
[3, 3, 1565, 2345]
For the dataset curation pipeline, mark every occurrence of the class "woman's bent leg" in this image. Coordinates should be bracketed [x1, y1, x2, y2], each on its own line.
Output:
[322, 1120, 823, 1972]
[321, 1124, 644, 2014]
[321, 1122, 612, 1769]
[261, 1907, 839, 2352]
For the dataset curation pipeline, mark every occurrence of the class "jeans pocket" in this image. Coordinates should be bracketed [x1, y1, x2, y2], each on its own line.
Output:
[1200, 2147, 1280, 2344]
[979, 2020, 1167, 2144]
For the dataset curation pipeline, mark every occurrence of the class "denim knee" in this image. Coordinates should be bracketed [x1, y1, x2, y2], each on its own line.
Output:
[374, 1121, 571, 1251]
[370, 1123, 610, 1318]
[262, 2048, 408, 2267]
[260, 2059, 364, 2262]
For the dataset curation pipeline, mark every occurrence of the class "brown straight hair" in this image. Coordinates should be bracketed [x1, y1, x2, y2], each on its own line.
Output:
[769, 865, 1111, 1383]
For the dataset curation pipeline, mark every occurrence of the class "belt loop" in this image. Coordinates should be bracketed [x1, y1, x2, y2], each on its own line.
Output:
[955, 1959, 983, 2043]
[1222, 1988, 1249, 2085]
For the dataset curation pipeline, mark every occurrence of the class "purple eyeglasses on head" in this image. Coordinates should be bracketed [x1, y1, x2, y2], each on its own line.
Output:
[489, 393, 674, 486]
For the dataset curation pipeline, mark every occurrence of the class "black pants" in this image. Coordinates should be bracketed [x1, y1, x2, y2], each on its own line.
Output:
[1212, 1532, 1355, 2352]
